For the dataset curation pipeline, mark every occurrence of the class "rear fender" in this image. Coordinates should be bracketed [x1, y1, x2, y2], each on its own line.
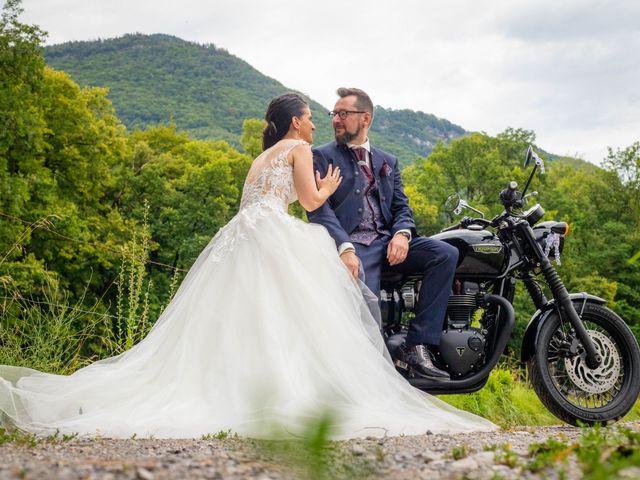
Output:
[520, 293, 607, 363]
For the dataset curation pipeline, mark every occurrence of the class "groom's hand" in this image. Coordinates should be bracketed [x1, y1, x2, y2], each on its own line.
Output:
[387, 233, 409, 266]
[340, 250, 360, 280]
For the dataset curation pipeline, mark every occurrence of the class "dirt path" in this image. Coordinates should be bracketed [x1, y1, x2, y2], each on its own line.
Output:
[1, 423, 639, 479]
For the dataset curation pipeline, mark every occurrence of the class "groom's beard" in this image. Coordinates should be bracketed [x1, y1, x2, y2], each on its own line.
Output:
[335, 125, 361, 145]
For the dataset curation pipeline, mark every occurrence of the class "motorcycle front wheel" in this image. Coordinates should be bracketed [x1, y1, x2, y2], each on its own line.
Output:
[528, 303, 640, 426]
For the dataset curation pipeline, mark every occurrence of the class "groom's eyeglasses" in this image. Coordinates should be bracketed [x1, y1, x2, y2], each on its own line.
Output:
[328, 110, 366, 119]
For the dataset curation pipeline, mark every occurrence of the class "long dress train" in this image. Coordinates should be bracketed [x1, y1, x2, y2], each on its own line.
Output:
[0, 139, 496, 439]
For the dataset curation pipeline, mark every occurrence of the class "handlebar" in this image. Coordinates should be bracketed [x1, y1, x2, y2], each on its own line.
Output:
[441, 216, 494, 232]
[500, 181, 524, 209]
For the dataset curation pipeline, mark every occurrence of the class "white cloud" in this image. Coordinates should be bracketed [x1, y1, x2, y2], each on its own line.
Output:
[19, 0, 640, 164]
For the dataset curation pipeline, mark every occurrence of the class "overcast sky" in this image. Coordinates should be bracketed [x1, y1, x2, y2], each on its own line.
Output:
[19, 0, 640, 164]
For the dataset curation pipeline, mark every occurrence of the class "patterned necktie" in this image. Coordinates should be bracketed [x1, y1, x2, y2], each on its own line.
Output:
[352, 147, 373, 182]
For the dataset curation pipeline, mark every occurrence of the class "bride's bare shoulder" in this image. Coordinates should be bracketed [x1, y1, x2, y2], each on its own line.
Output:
[286, 140, 311, 165]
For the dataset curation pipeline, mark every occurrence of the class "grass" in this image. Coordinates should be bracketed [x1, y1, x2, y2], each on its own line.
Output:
[201, 429, 238, 440]
[0, 282, 109, 374]
[246, 412, 380, 480]
[440, 368, 559, 427]
[0, 203, 157, 374]
[0, 427, 78, 447]
[478, 425, 640, 479]
[440, 367, 640, 428]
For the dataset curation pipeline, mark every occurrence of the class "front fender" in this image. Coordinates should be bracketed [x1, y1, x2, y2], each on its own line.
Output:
[520, 292, 607, 363]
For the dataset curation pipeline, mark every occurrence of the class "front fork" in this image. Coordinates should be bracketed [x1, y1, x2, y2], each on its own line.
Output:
[521, 226, 602, 369]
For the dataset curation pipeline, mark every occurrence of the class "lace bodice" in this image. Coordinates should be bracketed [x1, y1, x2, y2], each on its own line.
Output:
[239, 139, 307, 212]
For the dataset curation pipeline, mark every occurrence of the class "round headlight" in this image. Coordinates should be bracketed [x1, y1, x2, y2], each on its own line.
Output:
[525, 203, 545, 226]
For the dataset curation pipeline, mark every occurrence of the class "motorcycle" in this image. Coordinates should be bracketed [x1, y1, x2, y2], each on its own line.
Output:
[381, 146, 640, 425]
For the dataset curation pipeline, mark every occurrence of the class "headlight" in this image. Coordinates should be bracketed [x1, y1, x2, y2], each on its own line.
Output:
[524, 203, 545, 226]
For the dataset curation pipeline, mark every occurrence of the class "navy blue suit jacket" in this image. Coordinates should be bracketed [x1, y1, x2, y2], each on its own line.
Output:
[307, 141, 416, 247]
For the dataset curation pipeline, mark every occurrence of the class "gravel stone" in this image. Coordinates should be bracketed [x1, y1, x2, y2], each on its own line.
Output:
[0, 422, 638, 479]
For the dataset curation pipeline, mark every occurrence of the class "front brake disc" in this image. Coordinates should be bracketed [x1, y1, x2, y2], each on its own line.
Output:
[564, 330, 621, 394]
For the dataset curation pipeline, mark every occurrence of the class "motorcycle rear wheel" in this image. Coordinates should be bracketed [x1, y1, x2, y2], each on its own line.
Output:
[528, 303, 640, 425]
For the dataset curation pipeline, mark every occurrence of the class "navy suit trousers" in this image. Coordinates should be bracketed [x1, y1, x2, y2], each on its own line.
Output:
[354, 236, 458, 346]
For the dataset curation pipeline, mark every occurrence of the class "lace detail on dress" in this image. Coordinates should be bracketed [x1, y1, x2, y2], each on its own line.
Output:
[239, 139, 307, 212]
[207, 140, 306, 264]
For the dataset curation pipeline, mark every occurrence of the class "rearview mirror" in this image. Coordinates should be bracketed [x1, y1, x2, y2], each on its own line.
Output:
[524, 146, 533, 168]
[524, 145, 545, 174]
[444, 193, 462, 215]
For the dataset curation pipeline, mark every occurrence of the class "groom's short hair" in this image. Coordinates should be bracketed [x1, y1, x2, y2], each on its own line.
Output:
[336, 87, 374, 117]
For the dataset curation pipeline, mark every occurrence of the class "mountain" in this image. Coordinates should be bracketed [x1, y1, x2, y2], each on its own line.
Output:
[44, 34, 467, 163]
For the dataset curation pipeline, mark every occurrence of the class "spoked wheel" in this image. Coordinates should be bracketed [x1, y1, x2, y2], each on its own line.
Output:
[528, 303, 640, 425]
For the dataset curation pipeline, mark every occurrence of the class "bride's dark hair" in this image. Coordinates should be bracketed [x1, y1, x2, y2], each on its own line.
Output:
[262, 93, 308, 151]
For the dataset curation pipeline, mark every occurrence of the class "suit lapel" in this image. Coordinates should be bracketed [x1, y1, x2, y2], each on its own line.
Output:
[369, 147, 383, 183]
[337, 143, 356, 169]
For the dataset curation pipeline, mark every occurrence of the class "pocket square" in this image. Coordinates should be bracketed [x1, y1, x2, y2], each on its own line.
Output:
[380, 160, 392, 177]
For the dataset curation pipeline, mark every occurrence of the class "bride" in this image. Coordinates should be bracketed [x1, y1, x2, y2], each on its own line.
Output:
[0, 93, 495, 439]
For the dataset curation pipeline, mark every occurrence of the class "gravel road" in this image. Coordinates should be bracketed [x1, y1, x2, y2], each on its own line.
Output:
[1, 422, 639, 479]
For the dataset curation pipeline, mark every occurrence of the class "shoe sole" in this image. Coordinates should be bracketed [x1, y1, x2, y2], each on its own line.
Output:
[412, 369, 450, 380]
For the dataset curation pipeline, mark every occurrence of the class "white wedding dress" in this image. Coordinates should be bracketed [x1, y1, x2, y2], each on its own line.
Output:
[0, 139, 495, 439]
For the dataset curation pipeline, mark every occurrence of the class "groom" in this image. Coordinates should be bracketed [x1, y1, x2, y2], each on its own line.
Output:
[307, 87, 457, 380]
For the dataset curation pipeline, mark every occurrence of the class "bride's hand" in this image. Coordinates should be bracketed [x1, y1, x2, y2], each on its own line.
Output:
[315, 164, 342, 195]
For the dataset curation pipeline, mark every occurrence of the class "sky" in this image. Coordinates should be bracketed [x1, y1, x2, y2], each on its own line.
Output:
[19, 0, 640, 164]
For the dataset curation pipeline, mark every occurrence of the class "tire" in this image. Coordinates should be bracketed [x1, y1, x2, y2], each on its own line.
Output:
[527, 303, 640, 426]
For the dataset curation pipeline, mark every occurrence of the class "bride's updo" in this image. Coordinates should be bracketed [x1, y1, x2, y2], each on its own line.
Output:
[262, 93, 308, 151]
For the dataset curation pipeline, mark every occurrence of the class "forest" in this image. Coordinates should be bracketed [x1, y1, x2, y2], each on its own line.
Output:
[1, 1, 639, 423]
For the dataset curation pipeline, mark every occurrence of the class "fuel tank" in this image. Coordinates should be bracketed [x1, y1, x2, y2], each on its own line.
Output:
[432, 227, 508, 278]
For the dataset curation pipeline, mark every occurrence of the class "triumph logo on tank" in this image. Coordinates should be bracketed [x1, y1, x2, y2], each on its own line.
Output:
[456, 347, 465, 356]
[471, 244, 503, 254]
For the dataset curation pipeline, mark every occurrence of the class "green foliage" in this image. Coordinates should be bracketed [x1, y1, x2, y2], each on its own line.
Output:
[403, 130, 536, 235]
[113, 125, 251, 318]
[404, 130, 640, 340]
[372, 106, 466, 165]
[240, 118, 265, 158]
[0, 426, 78, 447]
[43, 34, 335, 148]
[449, 443, 471, 460]
[576, 425, 640, 479]
[0, 426, 40, 447]
[0, 0, 47, 168]
[201, 429, 238, 440]
[0, 280, 106, 373]
[525, 436, 576, 474]
[0, 14, 136, 307]
[113, 202, 153, 352]
[42, 34, 468, 165]
[440, 369, 559, 428]
[0, 10, 255, 366]
[250, 411, 377, 480]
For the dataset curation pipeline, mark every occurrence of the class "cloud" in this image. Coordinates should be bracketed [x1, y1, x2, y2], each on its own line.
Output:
[499, 0, 640, 41]
[19, 0, 640, 163]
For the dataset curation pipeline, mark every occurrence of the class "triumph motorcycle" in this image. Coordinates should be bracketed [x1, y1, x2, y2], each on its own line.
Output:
[382, 146, 640, 425]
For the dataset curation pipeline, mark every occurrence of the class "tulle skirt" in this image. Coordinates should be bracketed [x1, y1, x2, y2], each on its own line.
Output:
[0, 204, 496, 439]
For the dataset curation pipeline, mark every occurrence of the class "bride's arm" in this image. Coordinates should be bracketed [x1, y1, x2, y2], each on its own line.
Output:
[291, 144, 342, 211]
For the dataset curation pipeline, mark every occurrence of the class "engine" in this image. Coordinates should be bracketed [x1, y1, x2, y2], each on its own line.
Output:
[381, 277, 488, 378]
[437, 288, 487, 377]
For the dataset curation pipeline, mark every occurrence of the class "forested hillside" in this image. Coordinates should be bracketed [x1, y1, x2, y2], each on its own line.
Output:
[43, 34, 467, 164]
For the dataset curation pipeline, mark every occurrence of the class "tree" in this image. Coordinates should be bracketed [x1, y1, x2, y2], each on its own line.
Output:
[240, 118, 265, 158]
[0, 0, 55, 296]
[403, 130, 640, 346]
[114, 125, 252, 317]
